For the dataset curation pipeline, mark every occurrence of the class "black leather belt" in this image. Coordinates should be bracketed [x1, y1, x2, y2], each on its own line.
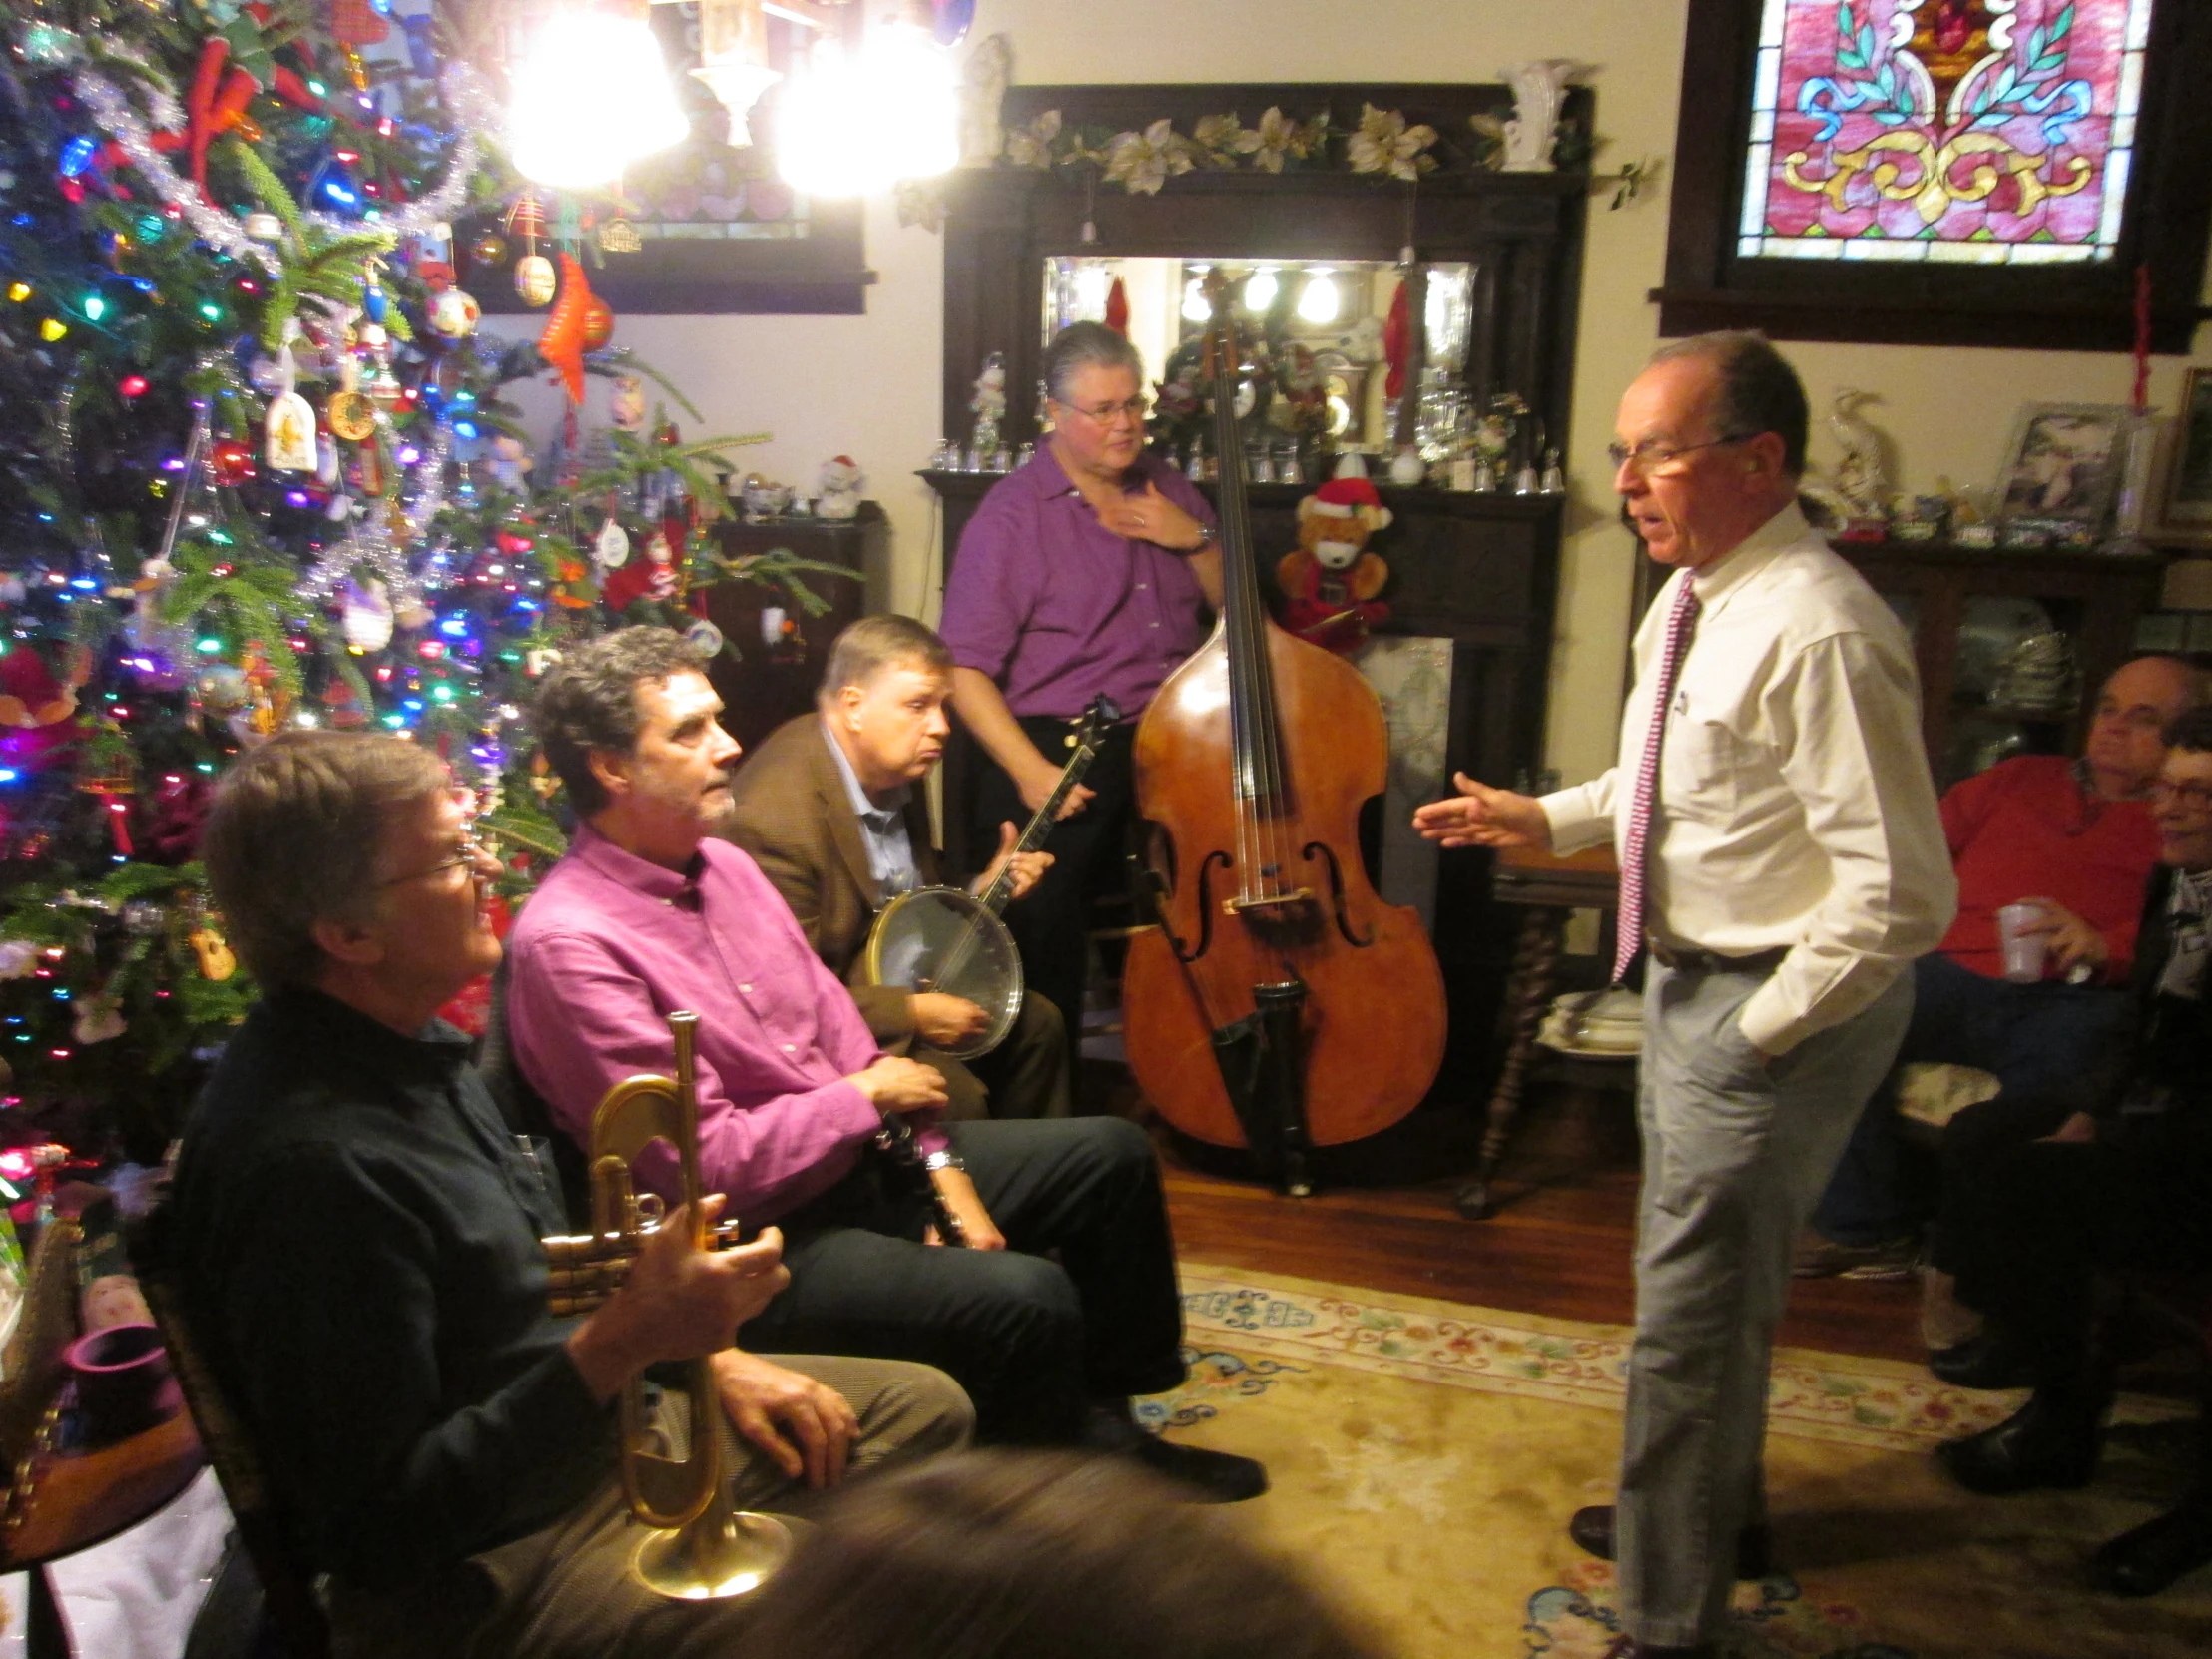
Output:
[1647, 937, 1789, 975]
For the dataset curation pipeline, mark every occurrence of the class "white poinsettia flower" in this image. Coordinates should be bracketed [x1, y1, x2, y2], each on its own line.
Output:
[1104, 119, 1196, 195]
[1004, 109, 1063, 170]
[1349, 103, 1437, 181]
[1234, 106, 1308, 174]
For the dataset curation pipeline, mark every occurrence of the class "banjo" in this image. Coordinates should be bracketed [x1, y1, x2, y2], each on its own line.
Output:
[857, 696, 1119, 1058]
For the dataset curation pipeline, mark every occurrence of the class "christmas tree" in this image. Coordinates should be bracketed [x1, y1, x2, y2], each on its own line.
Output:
[0, 2, 842, 1164]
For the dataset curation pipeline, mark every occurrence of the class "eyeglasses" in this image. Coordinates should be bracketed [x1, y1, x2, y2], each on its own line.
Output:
[1606, 433, 1755, 475]
[2150, 780, 2212, 813]
[378, 830, 495, 889]
[1059, 396, 1151, 426]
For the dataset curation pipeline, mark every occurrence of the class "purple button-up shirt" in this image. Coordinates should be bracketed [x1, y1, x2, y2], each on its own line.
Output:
[939, 445, 1213, 719]
[505, 825, 946, 1224]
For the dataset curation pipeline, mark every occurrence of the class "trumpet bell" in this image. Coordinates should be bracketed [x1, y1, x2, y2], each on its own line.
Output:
[629, 1502, 796, 1600]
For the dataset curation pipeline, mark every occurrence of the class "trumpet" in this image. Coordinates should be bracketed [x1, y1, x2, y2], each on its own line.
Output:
[544, 1009, 794, 1600]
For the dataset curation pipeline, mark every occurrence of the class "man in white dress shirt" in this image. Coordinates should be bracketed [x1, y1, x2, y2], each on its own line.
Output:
[1415, 332, 1956, 1657]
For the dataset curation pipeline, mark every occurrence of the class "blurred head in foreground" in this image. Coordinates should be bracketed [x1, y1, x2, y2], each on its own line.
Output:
[742, 1450, 1390, 1659]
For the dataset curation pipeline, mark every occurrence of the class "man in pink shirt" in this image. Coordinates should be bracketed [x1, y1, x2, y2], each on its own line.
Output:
[505, 627, 1263, 1501]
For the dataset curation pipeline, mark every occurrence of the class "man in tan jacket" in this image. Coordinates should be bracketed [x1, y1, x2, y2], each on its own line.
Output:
[724, 615, 1070, 1121]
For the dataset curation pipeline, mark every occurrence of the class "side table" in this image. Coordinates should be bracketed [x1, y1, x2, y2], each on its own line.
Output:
[1455, 844, 1623, 1221]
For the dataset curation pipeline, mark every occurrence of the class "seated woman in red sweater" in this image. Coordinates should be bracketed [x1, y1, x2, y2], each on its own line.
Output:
[1800, 656, 2205, 1325]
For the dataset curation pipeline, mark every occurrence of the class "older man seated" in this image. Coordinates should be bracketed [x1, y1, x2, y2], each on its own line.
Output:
[1798, 654, 2205, 1307]
[170, 731, 971, 1659]
[1936, 705, 2212, 1598]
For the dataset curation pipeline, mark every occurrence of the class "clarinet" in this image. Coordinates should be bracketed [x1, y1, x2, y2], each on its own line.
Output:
[870, 1113, 968, 1247]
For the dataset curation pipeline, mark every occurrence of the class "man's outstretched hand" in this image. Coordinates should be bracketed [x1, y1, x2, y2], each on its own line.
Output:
[1411, 772, 1554, 850]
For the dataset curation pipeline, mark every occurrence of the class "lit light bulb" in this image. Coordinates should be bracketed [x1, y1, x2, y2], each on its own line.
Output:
[1182, 277, 1212, 323]
[1243, 268, 1278, 312]
[1074, 263, 1110, 319]
[778, 16, 958, 197]
[1297, 269, 1339, 324]
[509, 8, 690, 189]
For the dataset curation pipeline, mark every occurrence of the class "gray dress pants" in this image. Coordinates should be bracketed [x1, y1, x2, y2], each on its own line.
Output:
[1617, 960, 1912, 1647]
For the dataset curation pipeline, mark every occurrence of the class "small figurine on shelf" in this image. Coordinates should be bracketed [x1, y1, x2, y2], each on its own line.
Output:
[817, 455, 865, 519]
[1827, 388, 1893, 538]
[970, 350, 1008, 463]
[1276, 476, 1393, 653]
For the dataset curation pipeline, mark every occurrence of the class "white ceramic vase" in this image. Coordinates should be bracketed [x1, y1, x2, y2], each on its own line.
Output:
[1500, 60, 1582, 173]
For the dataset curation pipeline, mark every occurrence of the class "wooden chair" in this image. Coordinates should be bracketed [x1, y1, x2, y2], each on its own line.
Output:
[127, 1202, 330, 1659]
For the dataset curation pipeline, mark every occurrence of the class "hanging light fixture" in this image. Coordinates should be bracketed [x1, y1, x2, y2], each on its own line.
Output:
[690, 0, 782, 147]
[778, 1, 959, 197]
[509, 4, 691, 190]
[1243, 266, 1279, 312]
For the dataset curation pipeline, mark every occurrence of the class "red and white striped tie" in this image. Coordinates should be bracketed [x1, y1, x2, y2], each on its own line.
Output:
[1612, 578, 1702, 985]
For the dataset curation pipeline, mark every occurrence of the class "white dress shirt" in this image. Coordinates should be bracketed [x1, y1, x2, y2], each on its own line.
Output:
[1542, 503, 1956, 1056]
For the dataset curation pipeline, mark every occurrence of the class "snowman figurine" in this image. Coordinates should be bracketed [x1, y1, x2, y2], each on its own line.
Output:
[816, 455, 865, 520]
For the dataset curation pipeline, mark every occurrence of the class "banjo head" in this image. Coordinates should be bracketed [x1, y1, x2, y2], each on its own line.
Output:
[863, 886, 1024, 1059]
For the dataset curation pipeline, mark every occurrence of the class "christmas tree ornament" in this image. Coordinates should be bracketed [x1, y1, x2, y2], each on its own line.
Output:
[264, 339, 317, 472]
[610, 374, 648, 432]
[121, 902, 166, 936]
[327, 390, 376, 441]
[210, 436, 257, 485]
[538, 253, 599, 401]
[196, 661, 250, 713]
[341, 577, 396, 652]
[684, 618, 725, 658]
[189, 925, 237, 982]
[0, 940, 37, 980]
[71, 992, 126, 1046]
[514, 252, 555, 307]
[580, 294, 615, 352]
[317, 430, 341, 485]
[410, 224, 457, 290]
[244, 211, 283, 242]
[470, 231, 509, 268]
[428, 286, 480, 339]
[594, 515, 631, 569]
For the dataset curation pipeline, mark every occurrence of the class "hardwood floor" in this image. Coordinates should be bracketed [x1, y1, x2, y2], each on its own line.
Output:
[1147, 1074, 1930, 1366]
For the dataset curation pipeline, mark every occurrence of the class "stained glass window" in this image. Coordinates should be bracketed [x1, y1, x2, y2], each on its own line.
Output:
[1738, 0, 2155, 265]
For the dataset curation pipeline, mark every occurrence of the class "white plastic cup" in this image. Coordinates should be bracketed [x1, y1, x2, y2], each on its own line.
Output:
[1995, 901, 2047, 983]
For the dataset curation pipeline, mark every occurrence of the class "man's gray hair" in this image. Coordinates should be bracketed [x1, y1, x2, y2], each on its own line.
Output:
[820, 615, 954, 706]
[201, 731, 450, 990]
[1042, 322, 1145, 408]
[1647, 330, 1810, 479]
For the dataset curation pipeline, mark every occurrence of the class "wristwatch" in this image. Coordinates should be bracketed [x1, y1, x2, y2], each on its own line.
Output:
[923, 1150, 967, 1174]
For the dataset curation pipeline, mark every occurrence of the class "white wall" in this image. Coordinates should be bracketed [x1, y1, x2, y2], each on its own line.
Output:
[492, 0, 2212, 782]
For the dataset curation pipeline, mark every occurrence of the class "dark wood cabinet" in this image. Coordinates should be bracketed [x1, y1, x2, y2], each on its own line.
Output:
[699, 506, 880, 762]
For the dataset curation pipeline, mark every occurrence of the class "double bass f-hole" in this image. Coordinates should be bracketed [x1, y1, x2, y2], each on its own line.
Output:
[1303, 841, 1376, 949]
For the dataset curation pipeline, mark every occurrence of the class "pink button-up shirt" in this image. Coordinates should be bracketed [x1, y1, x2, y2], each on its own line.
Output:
[505, 825, 945, 1224]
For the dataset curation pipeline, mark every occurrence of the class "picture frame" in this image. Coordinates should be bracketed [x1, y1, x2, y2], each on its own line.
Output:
[1993, 403, 2130, 533]
[2154, 367, 2212, 548]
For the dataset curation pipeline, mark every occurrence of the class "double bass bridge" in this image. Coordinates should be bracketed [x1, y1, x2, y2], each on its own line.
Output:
[1223, 887, 1314, 915]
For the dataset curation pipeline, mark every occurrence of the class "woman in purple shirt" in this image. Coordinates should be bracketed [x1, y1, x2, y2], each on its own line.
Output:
[940, 323, 1225, 1037]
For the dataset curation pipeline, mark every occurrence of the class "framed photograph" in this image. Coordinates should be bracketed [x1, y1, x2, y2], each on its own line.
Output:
[1993, 403, 2130, 531]
[2155, 367, 2212, 547]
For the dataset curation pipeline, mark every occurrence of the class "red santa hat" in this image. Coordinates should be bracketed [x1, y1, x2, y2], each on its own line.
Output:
[1307, 476, 1384, 517]
[1304, 475, 1392, 532]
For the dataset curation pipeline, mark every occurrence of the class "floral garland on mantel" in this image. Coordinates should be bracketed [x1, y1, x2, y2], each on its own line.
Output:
[895, 100, 1559, 230]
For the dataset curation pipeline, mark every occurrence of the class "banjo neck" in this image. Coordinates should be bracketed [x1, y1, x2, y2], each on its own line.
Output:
[977, 696, 1116, 918]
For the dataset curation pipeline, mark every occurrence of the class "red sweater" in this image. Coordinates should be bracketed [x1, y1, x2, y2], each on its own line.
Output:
[1937, 754, 2159, 982]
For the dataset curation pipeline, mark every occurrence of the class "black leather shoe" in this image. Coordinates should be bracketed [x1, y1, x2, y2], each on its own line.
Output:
[2088, 1497, 2212, 1596]
[1082, 1406, 1268, 1503]
[1935, 1394, 2101, 1495]
[1928, 1329, 2034, 1390]
[1568, 1504, 1773, 1578]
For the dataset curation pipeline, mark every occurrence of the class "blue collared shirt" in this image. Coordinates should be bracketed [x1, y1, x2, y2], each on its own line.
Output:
[823, 719, 922, 899]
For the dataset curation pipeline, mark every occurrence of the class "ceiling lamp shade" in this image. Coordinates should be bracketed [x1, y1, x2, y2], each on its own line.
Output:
[777, 10, 958, 198]
[508, 7, 692, 190]
[692, 0, 781, 147]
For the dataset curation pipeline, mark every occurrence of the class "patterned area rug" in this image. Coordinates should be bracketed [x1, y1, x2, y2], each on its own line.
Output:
[1141, 1266, 2212, 1659]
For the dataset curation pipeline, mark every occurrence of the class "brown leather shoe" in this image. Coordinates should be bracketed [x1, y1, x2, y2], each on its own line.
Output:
[1569, 1503, 1774, 1578]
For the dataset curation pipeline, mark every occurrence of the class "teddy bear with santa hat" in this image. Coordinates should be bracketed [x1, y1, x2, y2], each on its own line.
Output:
[1275, 475, 1393, 653]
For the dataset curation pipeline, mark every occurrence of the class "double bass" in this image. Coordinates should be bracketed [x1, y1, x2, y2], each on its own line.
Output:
[1122, 276, 1447, 1196]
